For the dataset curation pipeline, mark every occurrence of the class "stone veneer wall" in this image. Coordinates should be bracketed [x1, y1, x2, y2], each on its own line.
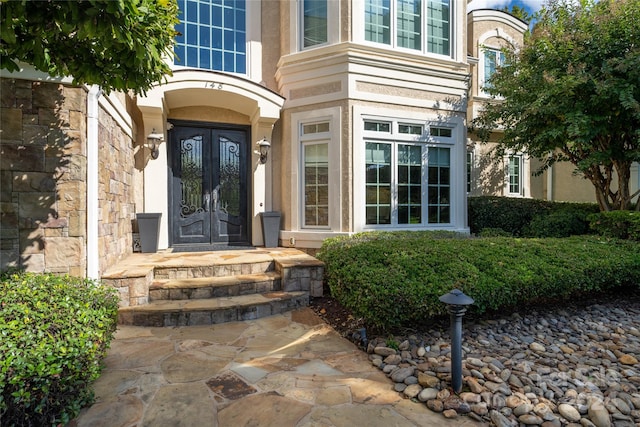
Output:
[97, 101, 137, 275]
[0, 78, 138, 277]
[0, 79, 88, 275]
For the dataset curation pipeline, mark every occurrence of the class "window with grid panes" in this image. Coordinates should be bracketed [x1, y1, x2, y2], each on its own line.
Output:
[427, 147, 450, 223]
[508, 155, 522, 195]
[303, 144, 329, 226]
[364, 0, 451, 56]
[174, 0, 246, 73]
[301, 121, 331, 227]
[364, 120, 452, 226]
[482, 48, 506, 91]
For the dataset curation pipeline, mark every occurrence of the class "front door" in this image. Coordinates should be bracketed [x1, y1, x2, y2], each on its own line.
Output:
[169, 123, 250, 248]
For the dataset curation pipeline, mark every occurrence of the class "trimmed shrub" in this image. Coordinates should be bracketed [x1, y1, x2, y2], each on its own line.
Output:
[468, 196, 598, 237]
[523, 208, 592, 238]
[477, 227, 512, 237]
[318, 232, 640, 331]
[0, 272, 119, 427]
[588, 210, 640, 241]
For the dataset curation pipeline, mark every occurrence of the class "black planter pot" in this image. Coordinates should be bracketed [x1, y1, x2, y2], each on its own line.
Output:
[260, 211, 281, 248]
[136, 213, 162, 253]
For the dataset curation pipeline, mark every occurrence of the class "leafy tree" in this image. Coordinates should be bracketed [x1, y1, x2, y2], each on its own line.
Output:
[473, 0, 640, 211]
[500, 5, 533, 23]
[0, 0, 179, 95]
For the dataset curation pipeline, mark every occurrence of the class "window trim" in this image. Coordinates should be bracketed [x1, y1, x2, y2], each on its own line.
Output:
[353, 107, 466, 233]
[294, 0, 339, 52]
[479, 45, 506, 96]
[506, 153, 524, 197]
[357, 0, 454, 59]
[466, 148, 475, 194]
[361, 116, 456, 228]
[300, 0, 329, 49]
[290, 108, 342, 232]
[173, 0, 250, 75]
[301, 141, 330, 229]
[300, 121, 331, 229]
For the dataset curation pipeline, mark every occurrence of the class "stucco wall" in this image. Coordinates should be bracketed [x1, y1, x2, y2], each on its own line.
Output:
[467, 10, 527, 101]
[169, 106, 250, 124]
[468, 141, 509, 196]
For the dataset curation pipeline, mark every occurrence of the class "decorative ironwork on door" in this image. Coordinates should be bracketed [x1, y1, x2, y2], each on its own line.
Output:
[170, 125, 249, 247]
[179, 136, 205, 218]
[218, 136, 241, 216]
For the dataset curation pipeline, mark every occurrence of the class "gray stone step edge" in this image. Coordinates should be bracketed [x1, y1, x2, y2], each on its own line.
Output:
[102, 256, 324, 308]
[117, 291, 310, 327]
[149, 271, 282, 301]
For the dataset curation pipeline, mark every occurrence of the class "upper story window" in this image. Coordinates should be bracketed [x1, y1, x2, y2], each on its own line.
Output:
[302, 0, 328, 48]
[174, 0, 246, 74]
[364, 0, 451, 56]
[481, 47, 506, 93]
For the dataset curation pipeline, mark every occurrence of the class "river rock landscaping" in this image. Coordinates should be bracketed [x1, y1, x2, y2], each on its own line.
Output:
[313, 289, 640, 427]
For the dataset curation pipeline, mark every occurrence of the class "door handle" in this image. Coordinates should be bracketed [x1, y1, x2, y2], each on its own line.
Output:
[204, 193, 210, 212]
[212, 185, 220, 212]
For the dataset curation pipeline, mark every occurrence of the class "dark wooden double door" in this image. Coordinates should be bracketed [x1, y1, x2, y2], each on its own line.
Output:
[169, 123, 250, 248]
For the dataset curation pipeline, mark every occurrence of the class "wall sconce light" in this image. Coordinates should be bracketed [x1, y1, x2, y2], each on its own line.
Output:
[147, 129, 164, 160]
[258, 137, 271, 164]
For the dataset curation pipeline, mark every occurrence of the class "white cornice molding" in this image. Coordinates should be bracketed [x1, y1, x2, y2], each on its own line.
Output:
[0, 62, 74, 84]
[468, 10, 528, 33]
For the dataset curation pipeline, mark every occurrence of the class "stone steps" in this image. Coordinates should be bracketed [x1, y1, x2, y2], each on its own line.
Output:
[104, 249, 324, 327]
[149, 272, 282, 301]
[117, 291, 309, 327]
[152, 260, 275, 280]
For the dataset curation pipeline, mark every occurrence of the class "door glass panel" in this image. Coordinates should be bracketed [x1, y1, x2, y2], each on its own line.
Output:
[180, 136, 204, 218]
[219, 136, 241, 216]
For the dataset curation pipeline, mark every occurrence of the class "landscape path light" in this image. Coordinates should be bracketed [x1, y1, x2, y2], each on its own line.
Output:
[439, 289, 474, 393]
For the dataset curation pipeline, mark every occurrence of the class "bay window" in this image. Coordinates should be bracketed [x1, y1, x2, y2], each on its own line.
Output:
[302, 0, 328, 48]
[364, 0, 452, 56]
[364, 121, 453, 226]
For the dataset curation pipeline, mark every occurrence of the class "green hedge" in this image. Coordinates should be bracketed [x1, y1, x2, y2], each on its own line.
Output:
[468, 196, 599, 237]
[589, 210, 640, 241]
[0, 272, 119, 426]
[318, 232, 640, 331]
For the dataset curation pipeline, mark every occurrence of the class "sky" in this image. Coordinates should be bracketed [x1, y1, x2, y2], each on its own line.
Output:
[467, 0, 545, 15]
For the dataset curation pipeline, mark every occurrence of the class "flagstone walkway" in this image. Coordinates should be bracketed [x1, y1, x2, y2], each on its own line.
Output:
[70, 308, 484, 427]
